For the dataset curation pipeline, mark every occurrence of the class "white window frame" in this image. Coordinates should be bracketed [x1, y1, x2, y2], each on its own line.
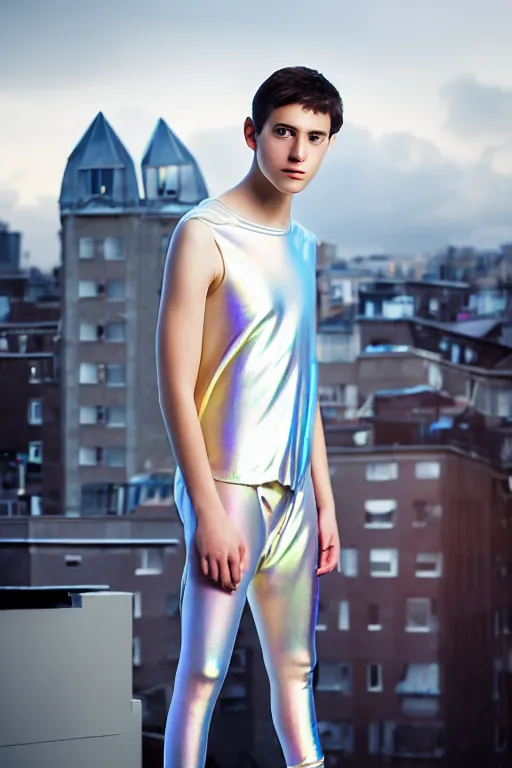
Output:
[405, 598, 434, 632]
[28, 441, 42, 463]
[415, 461, 441, 480]
[415, 553, 443, 578]
[133, 636, 141, 666]
[368, 603, 382, 631]
[365, 462, 398, 482]
[28, 399, 42, 425]
[135, 548, 163, 575]
[370, 549, 398, 578]
[338, 600, 350, 631]
[78, 280, 98, 299]
[339, 547, 359, 577]
[367, 663, 383, 692]
[79, 447, 97, 466]
[364, 499, 396, 528]
[106, 406, 126, 428]
[78, 237, 95, 260]
[79, 363, 98, 384]
[133, 592, 142, 619]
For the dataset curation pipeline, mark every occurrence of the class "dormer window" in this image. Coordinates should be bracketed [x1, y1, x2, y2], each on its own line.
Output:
[90, 168, 114, 197]
[156, 166, 178, 198]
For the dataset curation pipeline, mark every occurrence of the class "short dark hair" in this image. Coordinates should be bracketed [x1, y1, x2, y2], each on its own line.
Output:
[252, 66, 343, 138]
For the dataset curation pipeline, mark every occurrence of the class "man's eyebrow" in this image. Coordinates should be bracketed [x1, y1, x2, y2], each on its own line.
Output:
[273, 122, 329, 137]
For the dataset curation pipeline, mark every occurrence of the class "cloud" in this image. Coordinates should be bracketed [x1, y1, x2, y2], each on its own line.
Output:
[191, 121, 512, 256]
[441, 75, 512, 138]
[0, 190, 60, 270]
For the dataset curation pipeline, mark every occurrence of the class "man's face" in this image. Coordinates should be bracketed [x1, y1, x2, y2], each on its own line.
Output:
[254, 103, 333, 194]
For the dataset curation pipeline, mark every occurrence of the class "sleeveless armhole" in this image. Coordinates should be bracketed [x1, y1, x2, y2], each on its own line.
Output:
[208, 229, 226, 296]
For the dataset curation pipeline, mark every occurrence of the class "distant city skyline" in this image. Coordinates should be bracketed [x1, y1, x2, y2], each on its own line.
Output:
[1, 0, 512, 269]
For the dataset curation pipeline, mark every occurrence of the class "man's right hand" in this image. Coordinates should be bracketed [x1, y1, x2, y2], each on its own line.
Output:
[195, 514, 248, 593]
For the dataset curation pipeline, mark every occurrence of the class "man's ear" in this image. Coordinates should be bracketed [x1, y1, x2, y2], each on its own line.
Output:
[328, 133, 337, 150]
[244, 117, 257, 151]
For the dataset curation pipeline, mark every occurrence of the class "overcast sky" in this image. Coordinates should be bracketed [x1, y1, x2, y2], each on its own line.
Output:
[1, 0, 512, 269]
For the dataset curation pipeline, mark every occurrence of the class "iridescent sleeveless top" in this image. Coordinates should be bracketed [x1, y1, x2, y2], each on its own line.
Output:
[180, 197, 318, 491]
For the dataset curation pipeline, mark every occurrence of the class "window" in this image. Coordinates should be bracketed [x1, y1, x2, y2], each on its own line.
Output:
[19, 334, 28, 354]
[78, 280, 98, 298]
[0, 334, 7, 351]
[369, 722, 382, 754]
[28, 441, 42, 463]
[415, 553, 443, 578]
[230, 648, 247, 673]
[396, 663, 440, 695]
[79, 447, 97, 466]
[106, 321, 126, 342]
[133, 592, 142, 619]
[370, 549, 398, 577]
[90, 168, 114, 197]
[338, 600, 350, 630]
[135, 548, 163, 575]
[65, 554, 82, 567]
[80, 406, 98, 425]
[368, 603, 381, 630]
[79, 323, 98, 341]
[316, 662, 352, 693]
[402, 697, 440, 717]
[106, 280, 125, 300]
[104, 236, 124, 261]
[106, 407, 126, 427]
[78, 237, 95, 259]
[406, 598, 438, 632]
[366, 462, 398, 482]
[365, 499, 396, 528]
[104, 448, 125, 468]
[106, 364, 125, 387]
[413, 501, 442, 526]
[368, 663, 383, 692]
[316, 601, 328, 631]
[28, 399, 42, 425]
[165, 593, 180, 617]
[339, 547, 358, 577]
[318, 721, 354, 753]
[415, 461, 441, 480]
[79, 363, 98, 384]
[219, 680, 248, 712]
[133, 636, 141, 666]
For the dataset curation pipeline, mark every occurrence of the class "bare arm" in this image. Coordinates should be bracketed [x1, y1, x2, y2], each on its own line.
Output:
[156, 219, 247, 589]
[311, 400, 340, 575]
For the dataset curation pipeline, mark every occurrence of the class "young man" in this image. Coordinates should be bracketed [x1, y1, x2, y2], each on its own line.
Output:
[157, 66, 343, 768]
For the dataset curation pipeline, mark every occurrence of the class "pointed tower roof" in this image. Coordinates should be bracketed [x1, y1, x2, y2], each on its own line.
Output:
[60, 112, 139, 210]
[141, 118, 208, 205]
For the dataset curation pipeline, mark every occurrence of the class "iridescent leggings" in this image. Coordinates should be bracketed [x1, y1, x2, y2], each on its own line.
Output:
[163, 467, 324, 768]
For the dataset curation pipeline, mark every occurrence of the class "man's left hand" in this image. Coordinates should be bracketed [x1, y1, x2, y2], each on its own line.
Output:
[316, 505, 340, 576]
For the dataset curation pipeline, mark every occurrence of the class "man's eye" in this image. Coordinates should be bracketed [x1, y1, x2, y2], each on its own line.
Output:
[275, 127, 291, 137]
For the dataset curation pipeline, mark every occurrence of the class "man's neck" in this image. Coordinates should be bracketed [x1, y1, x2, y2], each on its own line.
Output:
[218, 163, 292, 230]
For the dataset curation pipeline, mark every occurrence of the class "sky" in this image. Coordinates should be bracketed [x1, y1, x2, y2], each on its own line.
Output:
[1, 0, 512, 269]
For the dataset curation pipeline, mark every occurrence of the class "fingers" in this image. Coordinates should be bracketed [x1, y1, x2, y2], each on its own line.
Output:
[316, 545, 338, 576]
[229, 555, 241, 588]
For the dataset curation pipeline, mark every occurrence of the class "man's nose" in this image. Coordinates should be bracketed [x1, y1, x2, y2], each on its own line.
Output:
[289, 136, 307, 163]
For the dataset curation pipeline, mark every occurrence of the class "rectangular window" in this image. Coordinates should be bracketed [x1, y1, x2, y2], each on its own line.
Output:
[103, 236, 124, 261]
[106, 321, 126, 342]
[368, 603, 381, 630]
[28, 399, 42, 425]
[406, 598, 437, 632]
[316, 662, 352, 693]
[415, 461, 441, 480]
[402, 697, 440, 717]
[79, 323, 98, 341]
[368, 722, 382, 754]
[135, 548, 163, 575]
[365, 499, 396, 528]
[415, 553, 443, 578]
[106, 280, 125, 300]
[78, 280, 98, 298]
[339, 547, 359, 577]
[133, 636, 141, 666]
[28, 441, 42, 463]
[79, 447, 97, 466]
[413, 501, 442, 526]
[318, 721, 354, 753]
[366, 462, 398, 482]
[79, 363, 98, 384]
[106, 364, 126, 387]
[79, 406, 98, 425]
[370, 549, 398, 577]
[368, 663, 383, 692]
[338, 600, 350, 630]
[396, 663, 440, 695]
[106, 407, 126, 427]
[103, 447, 125, 468]
[133, 592, 142, 619]
[78, 237, 95, 259]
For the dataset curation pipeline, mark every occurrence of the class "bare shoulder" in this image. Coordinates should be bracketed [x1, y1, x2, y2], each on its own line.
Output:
[166, 217, 223, 289]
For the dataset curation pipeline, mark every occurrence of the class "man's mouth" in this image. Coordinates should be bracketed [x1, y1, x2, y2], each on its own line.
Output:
[282, 169, 306, 178]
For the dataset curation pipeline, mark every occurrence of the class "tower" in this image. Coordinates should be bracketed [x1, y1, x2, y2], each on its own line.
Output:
[59, 113, 207, 515]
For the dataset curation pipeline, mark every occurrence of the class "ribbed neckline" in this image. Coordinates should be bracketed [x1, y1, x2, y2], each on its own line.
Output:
[213, 198, 292, 237]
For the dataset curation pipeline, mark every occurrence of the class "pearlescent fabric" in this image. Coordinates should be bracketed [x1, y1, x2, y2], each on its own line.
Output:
[180, 197, 318, 491]
[164, 468, 324, 768]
